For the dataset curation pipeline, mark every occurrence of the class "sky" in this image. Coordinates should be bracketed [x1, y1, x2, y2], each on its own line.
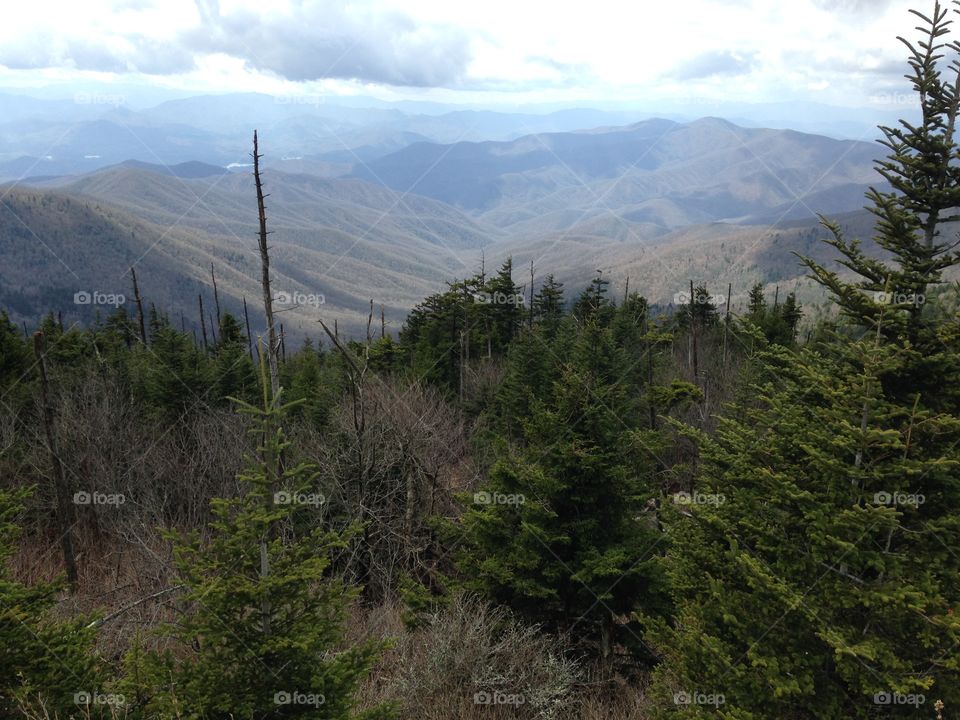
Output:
[0, 0, 926, 109]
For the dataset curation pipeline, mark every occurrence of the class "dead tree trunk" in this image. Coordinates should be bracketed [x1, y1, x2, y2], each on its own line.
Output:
[33, 332, 78, 591]
[688, 279, 699, 387]
[367, 299, 374, 344]
[210, 262, 222, 329]
[209, 311, 218, 346]
[721, 282, 732, 370]
[529, 260, 535, 329]
[644, 314, 656, 431]
[130, 266, 147, 346]
[198, 294, 209, 351]
[243, 296, 255, 363]
[253, 130, 280, 399]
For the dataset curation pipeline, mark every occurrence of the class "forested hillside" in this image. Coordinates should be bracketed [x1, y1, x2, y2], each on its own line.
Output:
[3, 3, 960, 720]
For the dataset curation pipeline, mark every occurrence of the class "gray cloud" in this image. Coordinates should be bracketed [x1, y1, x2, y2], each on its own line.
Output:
[672, 50, 757, 80]
[0, 0, 473, 87]
[184, 0, 472, 86]
[811, 0, 902, 13]
[0, 33, 198, 75]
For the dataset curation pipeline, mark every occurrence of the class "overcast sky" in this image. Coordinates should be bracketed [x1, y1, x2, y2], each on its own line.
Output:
[0, 0, 925, 108]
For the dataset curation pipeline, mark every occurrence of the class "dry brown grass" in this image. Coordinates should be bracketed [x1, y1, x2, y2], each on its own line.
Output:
[348, 596, 652, 720]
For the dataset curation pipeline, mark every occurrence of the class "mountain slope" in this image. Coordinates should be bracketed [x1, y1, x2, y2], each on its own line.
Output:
[1, 166, 500, 337]
[353, 118, 882, 236]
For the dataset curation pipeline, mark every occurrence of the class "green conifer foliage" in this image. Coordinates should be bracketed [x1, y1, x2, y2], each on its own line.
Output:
[802, 1, 960, 406]
[0, 486, 102, 716]
[649, 4, 960, 716]
[127, 373, 393, 719]
[457, 317, 667, 658]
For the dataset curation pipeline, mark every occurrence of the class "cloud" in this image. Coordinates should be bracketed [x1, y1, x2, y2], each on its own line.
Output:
[0, 0, 473, 87]
[672, 50, 757, 80]
[0, 34, 195, 75]
[811, 0, 900, 13]
[183, 0, 473, 86]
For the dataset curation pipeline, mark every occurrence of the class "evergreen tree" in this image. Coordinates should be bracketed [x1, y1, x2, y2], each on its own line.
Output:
[0, 311, 29, 399]
[647, 336, 960, 718]
[746, 283, 767, 323]
[482, 257, 523, 353]
[676, 284, 719, 329]
[650, 7, 960, 716]
[532, 273, 565, 336]
[457, 317, 667, 659]
[212, 312, 257, 403]
[401, 285, 465, 393]
[127, 377, 393, 719]
[779, 291, 803, 344]
[801, 0, 960, 407]
[282, 339, 339, 427]
[1, 486, 102, 716]
[130, 322, 209, 414]
[572, 273, 615, 326]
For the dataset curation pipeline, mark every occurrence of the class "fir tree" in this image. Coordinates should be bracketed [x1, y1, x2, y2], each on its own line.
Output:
[647, 336, 960, 718]
[532, 273, 565, 331]
[746, 283, 767, 323]
[212, 312, 257, 403]
[482, 257, 524, 353]
[457, 317, 667, 659]
[0, 311, 29, 397]
[0, 486, 102, 716]
[801, 0, 960, 407]
[127, 371, 393, 719]
[649, 6, 960, 716]
[572, 273, 615, 326]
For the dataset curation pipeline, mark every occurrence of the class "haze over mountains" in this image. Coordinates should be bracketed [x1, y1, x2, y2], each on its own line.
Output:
[0, 90, 907, 180]
[0, 89, 902, 337]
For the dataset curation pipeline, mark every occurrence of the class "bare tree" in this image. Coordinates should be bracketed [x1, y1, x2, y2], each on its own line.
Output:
[130, 266, 147, 346]
[33, 331, 78, 590]
[253, 130, 279, 398]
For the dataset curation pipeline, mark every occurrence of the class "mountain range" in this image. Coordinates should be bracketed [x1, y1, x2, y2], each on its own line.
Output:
[0, 104, 906, 338]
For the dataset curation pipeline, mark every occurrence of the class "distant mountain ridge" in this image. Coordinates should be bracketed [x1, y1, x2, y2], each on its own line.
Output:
[0, 115, 896, 336]
[351, 117, 882, 239]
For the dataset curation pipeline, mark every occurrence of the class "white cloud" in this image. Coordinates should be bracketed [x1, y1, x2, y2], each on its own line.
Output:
[0, 0, 924, 105]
